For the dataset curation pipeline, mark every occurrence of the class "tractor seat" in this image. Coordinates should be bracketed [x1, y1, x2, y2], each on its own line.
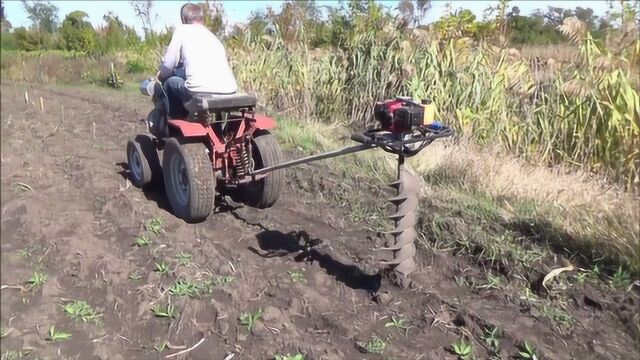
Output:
[184, 92, 257, 113]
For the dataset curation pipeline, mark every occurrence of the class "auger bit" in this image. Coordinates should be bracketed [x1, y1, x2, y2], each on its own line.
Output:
[379, 155, 420, 289]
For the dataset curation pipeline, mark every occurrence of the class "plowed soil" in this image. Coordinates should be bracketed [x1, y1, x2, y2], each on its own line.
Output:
[1, 82, 638, 360]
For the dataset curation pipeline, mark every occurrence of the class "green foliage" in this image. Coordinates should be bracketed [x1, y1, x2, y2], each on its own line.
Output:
[60, 10, 96, 52]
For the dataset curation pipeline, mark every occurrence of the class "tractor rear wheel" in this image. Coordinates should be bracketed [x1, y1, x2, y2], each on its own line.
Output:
[241, 130, 285, 208]
[162, 138, 215, 222]
[126, 134, 161, 188]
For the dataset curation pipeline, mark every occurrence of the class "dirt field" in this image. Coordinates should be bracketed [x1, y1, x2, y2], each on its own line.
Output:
[1, 82, 638, 360]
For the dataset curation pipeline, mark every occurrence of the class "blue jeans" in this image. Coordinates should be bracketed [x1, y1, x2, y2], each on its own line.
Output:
[162, 76, 191, 119]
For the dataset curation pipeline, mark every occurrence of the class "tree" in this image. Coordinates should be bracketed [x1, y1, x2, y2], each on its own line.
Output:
[201, 0, 226, 37]
[1, 0, 12, 32]
[130, 0, 156, 37]
[60, 10, 97, 52]
[397, 0, 431, 28]
[21, 0, 58, 33]
[98, 12, 140, 52]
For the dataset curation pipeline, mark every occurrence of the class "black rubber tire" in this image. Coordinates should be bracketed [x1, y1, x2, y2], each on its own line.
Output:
[126, 134, 160, 188]
[242, 130, 285, 208]
[162, 138, 215, 222]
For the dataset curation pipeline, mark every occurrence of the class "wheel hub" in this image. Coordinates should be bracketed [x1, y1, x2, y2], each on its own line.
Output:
[130, 150, 143, 182]
[170, 155, 189, 206]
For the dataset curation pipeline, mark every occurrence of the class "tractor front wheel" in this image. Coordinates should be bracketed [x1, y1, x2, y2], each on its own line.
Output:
[162, 138, 215, 222]
[241, 130, 285, 208]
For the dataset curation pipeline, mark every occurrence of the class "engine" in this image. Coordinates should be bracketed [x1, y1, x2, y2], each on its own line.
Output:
[373, 97, 437, 133]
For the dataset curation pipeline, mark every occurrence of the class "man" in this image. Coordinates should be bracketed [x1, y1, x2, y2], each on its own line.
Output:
[157, 3, 238, 119]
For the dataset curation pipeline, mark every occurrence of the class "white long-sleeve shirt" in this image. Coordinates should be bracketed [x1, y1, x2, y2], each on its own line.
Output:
[159, 24, 238, 94]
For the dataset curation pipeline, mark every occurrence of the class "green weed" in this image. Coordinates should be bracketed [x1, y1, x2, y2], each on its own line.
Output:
[134, 235, 151, 247]
[239, 308, 263, 333]
[169, 279, 212, 298]
[275, 354, 305, 360]
[62, 300, 102, 324]
[25, 271, 47, 289]
[151, 304, 178, 318]
[45, 325, 71, 342]
[175, 251, 192, 266]
[364, 335, 387, 354]
[518, 341, 539, 360]
[483, 326, 501, 349]
[450, 339, 474, 360]
[287, 270, 306, 284]
[154, 261, 171, 275]
[146, 217, 164, 235]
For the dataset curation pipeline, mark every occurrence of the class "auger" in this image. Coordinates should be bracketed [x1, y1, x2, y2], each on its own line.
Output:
[250, 97, 454, 286]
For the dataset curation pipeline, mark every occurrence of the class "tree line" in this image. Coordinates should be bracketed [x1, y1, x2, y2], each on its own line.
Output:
[0, 0, 633, 53]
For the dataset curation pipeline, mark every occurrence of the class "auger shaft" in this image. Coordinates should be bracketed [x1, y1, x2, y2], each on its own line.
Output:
[380, 155, 420, 288]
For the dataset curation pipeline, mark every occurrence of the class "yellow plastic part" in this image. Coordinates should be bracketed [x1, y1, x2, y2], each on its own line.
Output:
[422, 102, 437, 125]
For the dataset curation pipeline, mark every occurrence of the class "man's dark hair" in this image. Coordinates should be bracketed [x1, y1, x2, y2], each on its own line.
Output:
[180, 3, 204, 24]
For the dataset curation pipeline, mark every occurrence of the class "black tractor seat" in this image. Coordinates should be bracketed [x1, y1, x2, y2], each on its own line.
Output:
[184, 92, 257, 113]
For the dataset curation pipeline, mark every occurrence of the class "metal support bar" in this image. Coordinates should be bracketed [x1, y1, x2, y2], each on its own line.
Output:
[250, 143, 378, 176]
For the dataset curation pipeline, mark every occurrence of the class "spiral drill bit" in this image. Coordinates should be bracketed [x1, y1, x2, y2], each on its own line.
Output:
[380, 156, 420, 288]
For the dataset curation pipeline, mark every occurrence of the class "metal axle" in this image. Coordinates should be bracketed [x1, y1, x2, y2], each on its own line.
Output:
[249, 132, 436, 177]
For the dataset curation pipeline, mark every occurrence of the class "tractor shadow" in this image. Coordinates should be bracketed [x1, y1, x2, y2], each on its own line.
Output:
[116, 162, 172, 213]
[231, 211, 382, 293]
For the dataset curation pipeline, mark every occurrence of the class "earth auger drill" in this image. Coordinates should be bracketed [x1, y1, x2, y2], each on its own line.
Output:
[250, 97, 454, 287]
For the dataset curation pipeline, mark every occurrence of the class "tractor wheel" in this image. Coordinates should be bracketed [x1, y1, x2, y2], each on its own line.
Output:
[126, 134, 161, 188]
[162, 138, 215, 222]
[242, 130, 285, 208]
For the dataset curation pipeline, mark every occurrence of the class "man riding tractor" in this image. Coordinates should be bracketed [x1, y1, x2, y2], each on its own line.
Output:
[151, 3, 238, 137]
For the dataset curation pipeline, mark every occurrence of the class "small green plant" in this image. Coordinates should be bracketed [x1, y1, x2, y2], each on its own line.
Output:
[1, 350, 31, 360]
[450, 339, 474, 359]
[574, 271, 590, 284]
[274, 354, 305, 360]
[151, 304, 177, 318]
[146, 217, 164, 235]
[169, 280, 212, 298]
[128, 271, 142, 281]
[518, 341, 538, 360]
[480, 273, 502, 290]
[154, 261, 171, 275]
[539, 304, 574, 327]
[483, 326, 501, 349]
[364, 335, 386, 354]
[0, 325, 10, 339]
[384, 316, 410, 337]
[134, 235, 151, 247]
[17, 247, 33, 259]
[154, 341, 167, 352]
[175, 251, 192, 266]
[62, 300, 102, 324]
[26, 271, 47, 289]
[288, 270, 306, 283]
[610, 266, 631, 289]
[239, 308, 263, 332]
[213, 276, 234, 286]
[45, 325, 71, 342]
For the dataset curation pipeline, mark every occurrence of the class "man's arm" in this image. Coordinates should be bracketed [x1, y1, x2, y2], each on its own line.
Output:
[158, 29, 182, 82]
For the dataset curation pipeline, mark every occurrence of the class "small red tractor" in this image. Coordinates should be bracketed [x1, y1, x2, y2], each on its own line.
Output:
[127, 80, 285, 223]
[126, 79, 453, 286]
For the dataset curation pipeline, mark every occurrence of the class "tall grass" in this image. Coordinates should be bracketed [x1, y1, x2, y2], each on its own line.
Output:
[228, 10, 639, 191]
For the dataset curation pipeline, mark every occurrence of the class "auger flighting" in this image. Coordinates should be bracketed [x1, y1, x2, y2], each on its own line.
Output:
[381, 156, 420, 288]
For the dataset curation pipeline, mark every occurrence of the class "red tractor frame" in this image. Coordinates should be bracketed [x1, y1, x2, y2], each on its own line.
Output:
[126, 87, 285, 223]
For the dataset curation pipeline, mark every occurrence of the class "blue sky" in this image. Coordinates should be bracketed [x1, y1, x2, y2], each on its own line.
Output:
[3, 0, 613, 34]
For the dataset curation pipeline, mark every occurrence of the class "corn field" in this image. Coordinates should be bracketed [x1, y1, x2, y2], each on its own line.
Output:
[229, 11, 640, 191]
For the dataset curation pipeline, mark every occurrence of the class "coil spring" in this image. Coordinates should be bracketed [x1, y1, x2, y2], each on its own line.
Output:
[231, 144, 251, 178]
